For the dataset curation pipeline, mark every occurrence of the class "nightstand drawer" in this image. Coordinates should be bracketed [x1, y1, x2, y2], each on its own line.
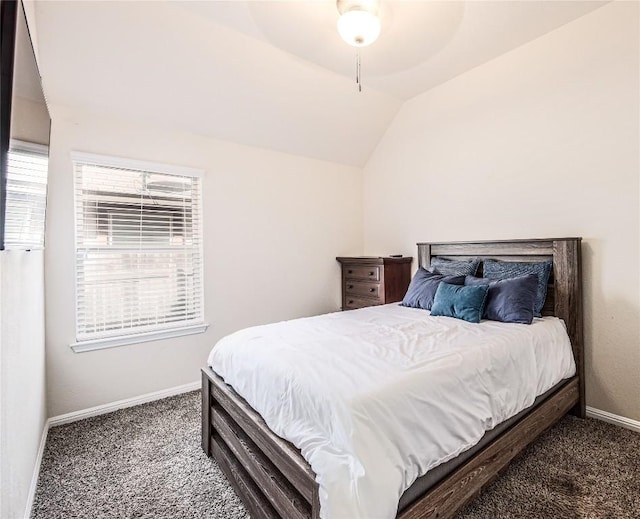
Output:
[343, 265, 380, 281]
[344, 295, 382, 310]
[345, 281, 380, 299]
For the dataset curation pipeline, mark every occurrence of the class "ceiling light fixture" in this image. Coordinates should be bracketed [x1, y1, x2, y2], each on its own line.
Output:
[337, 0, 381, 48]
[336, 0, 380, 92]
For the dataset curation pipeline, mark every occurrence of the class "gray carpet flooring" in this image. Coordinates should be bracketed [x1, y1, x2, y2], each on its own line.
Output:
[31, 391, 640, 519]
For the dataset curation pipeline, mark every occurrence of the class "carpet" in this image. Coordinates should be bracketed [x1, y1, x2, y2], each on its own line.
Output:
[31, 392, 248, 519]
[31, 391, 640, 518]
[458, 414, 640, 518]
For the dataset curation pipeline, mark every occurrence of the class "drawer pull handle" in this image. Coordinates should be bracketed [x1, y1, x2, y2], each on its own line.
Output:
[369, 272, 375, 276]
[369, 288, 375, 292]
[348, 285, 353, 289]
[348, 270, 353, 274]
[348, 300, 354, 304]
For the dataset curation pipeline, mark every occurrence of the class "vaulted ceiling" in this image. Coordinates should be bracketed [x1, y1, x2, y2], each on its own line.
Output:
[33, 1, 607, 167]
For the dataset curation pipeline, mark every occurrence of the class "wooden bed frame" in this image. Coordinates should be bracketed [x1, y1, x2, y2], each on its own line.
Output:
[202, 238, 584, 519]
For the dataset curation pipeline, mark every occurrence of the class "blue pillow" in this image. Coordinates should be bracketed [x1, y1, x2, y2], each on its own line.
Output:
[465, 275, 538, 324]
[430, 257, 480, 276]
[430, 282, 489, 324]
[482, 260, 552, 317]
[401, 268, 465, 310]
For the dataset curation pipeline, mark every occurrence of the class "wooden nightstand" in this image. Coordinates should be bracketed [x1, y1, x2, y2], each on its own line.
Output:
[336, 256, 413, 310]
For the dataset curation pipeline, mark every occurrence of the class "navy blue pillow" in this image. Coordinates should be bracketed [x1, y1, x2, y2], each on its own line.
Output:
[401, 268, 465, 310]
[429, 257, 480, 276]
[483, 260, 552, 317]
[430, 282, 489, 323]
[465, 275, 538, 324]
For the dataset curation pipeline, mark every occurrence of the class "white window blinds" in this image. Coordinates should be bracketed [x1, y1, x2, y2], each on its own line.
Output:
[73, 154, 204, 343]
[4, 142, 49, 249]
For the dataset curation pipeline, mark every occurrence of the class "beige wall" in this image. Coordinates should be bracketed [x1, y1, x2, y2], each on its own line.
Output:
[22, 1, 40, 68]
[363, 2, 639, 420]
[10, 95, 50, 146]
[45, 110, 362, 417]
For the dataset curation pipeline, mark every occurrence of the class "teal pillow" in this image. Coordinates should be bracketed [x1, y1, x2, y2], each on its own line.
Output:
[430, 282, 489, 324]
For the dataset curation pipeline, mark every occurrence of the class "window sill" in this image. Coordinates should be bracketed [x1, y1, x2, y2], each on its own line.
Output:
[70, 323, 209, 353]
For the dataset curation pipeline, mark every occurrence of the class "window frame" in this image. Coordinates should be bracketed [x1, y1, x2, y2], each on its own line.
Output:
[70, 151, 207, 353]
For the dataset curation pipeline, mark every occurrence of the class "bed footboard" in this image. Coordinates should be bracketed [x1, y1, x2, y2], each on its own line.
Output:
[202, 368, 321, 519]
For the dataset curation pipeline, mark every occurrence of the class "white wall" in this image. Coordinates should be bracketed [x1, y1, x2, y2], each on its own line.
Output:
[45, 109, 363, 417]
[363, 2, 640, 421]
[0, 251, 47, 519]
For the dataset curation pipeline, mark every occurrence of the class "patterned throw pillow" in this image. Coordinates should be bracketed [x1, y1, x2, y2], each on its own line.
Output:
[482, 260, 553, 317]
[429, 257, 481, 277]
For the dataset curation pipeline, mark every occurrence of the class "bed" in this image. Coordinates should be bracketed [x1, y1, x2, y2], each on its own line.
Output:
[201, 238, 584, 519]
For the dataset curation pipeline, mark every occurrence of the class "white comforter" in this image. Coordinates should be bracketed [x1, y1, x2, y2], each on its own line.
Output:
[208, 303, 576, 519]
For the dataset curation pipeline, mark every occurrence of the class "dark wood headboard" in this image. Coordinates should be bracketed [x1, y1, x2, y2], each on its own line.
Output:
[417, 238, 584, 417]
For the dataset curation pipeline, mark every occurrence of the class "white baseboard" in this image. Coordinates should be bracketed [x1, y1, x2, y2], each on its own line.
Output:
[586, 406, 640, 433]
[48, 380, 200, 427]
[23, 420, 49, 519]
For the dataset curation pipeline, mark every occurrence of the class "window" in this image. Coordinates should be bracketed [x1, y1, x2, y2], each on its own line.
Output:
[4, 141, 48, 249]
[71, 152, 206, 352]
